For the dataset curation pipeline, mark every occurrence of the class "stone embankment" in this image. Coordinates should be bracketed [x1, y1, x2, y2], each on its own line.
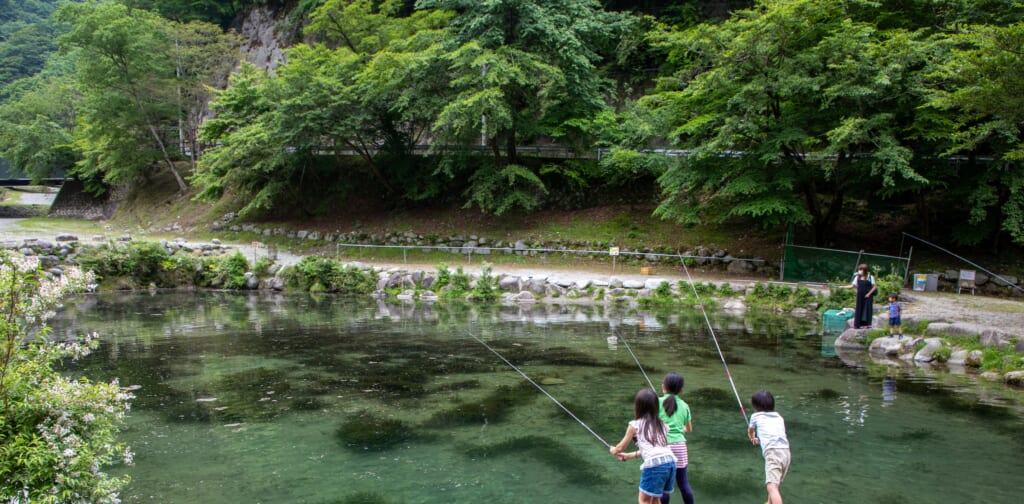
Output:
[835, 314, 1024, 386]
[2, 235, 236, 272]
[213, 213, 773, 275]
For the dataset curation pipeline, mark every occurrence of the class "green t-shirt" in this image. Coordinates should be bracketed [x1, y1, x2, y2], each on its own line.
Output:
[659, 394, 691, 444]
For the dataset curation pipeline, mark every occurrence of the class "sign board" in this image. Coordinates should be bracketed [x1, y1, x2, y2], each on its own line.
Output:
[958, 269, 976, 295]
[251, 241, 261, 249]
[913, 274, 927, 292]
[609, 247, 620, 257]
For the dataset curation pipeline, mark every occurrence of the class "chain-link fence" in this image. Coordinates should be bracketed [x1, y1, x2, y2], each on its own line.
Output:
[781, 227, 910, 283]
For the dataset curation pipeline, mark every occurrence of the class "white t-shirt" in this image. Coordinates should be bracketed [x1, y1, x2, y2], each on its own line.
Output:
[749, 412, 789, 453]
[851, 273, 875, 287]
[629, 418, 675, 468]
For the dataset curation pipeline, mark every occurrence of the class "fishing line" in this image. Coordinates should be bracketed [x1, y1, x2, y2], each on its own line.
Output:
[616, 328, 656, 391]
[466, 331, 612, 448]
[677, 255, 749, 426]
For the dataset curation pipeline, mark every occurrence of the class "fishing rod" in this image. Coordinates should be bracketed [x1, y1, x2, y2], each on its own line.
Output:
[677, 255, 749, 426]
[466, 331, 612, 448]
[616, 328, 656, 392]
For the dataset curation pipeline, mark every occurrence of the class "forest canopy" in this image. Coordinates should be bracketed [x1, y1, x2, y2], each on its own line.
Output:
[0, 0, 1022, 247]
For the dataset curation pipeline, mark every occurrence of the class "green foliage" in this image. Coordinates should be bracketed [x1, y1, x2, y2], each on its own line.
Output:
[423, 0, 635, 213]
[927, 21, 1024, 245]
[468, 262, 500, 302]
[745, 282, 815, 311]
[213, 252, 250, 290]
[821, 282, 857, 312]
[654, 281, 673, 298]
[440, 266, 473, 300]
[0, 254, 131, 502]
[932, 344, 952, 363]
[282, 256, 376, 294]
[875, 273, 904, 300]
[54, 2, 240, 194]
[643, 0, 930, 244]
[78, 241, 171, 286]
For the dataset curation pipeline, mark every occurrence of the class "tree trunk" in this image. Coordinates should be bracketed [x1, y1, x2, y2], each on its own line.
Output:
[135, 95, 188, 193]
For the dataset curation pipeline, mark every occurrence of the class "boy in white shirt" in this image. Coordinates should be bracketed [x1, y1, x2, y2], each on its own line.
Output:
[748, 390, 790, 504]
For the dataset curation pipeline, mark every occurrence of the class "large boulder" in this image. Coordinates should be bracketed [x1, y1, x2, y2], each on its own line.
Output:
[644, 278, 669, 291]
[835, 329, 870, 350]
[525, 278, 547, 295]
[499, 275, 522, 292]
[980, 329, 1013, 348]
[622, 279, 645, 289]
[1005, 371, 1024, 387]
[914, 338, 945, 362]
[991, 275, 1019, 287]
[869, 335, 918, 356]
[947, 349, 969, 366]
[723, 299, 747, 313]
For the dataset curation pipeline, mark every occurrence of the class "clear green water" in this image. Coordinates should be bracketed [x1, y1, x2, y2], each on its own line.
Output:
[53, 292, 1024, 504]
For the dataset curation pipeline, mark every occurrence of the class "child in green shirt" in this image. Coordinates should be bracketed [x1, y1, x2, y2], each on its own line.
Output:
[659, 372, 694, 504]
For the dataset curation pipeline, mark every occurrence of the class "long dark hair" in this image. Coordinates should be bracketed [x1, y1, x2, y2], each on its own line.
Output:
[634, 389, 667, 446]
[662, 372, 684, 417]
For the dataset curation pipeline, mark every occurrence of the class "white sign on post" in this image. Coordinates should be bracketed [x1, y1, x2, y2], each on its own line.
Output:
[609, 247, 620, 256]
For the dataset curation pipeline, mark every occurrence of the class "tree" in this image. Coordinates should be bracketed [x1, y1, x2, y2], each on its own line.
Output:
[197, 1, 454, 215]
[927, 20, 1024, 245]
[418, 0, 631, 214]
[168, 21, 243, 171]
[0, 72, 79, 182]
[57, 1, 188, 193]
[645, 0, 927, 244]
[0, 254, 132, 503]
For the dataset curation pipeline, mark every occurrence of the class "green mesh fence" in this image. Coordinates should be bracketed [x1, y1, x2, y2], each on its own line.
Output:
[782, 228, 909, 283]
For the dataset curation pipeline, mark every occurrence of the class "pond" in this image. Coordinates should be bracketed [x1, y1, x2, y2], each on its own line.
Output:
[53, 292, 1024, 503]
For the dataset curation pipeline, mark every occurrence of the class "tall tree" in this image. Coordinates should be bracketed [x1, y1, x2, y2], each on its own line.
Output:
[418, 0, 630, 214]
[197, 0, 453, 215]
[646, 0, 927, 244]
[927, 20, 1024, 245]
[58, 1, 188, 192]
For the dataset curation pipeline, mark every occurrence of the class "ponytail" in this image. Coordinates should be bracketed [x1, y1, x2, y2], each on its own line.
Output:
[662, 372, 684, 417]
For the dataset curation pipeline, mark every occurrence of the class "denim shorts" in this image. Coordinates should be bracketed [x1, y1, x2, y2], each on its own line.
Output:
[889, 316, 901, 327]
[639, 461, 675, 497]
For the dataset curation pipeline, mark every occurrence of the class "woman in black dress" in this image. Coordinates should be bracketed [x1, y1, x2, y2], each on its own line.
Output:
[844, 264, 877, 329]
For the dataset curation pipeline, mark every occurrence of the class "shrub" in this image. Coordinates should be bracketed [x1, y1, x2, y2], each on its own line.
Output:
[434, 263, 451, 290]
[0, 255, 132, 502]
[469, 263, 500, 302]
[933, 345, 952, 363]
[654, 281, 673, 298]
[214, 252, 250, 290]
[78, 241, 170, 286]
[282, 257, 376, 294]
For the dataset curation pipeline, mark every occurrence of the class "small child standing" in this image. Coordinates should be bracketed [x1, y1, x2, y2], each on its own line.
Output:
[748, 390, 790, 504]
[611, 389, 677, 504]
[887, 294, 904, 338]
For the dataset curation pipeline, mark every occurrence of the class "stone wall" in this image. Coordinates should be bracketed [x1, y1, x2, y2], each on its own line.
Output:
[47, 180, 120, 220]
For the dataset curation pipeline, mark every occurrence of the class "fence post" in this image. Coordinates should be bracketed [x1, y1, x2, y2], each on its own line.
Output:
[903, 246, 913, 287]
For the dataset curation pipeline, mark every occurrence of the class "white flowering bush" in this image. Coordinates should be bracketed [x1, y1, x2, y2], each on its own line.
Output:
[1, 254, 132, 503]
